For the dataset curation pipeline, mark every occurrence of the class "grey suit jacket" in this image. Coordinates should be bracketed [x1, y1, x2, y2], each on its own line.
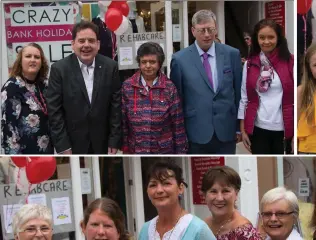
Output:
[46, 53, 122, 154]
[170, 42, 242, 144]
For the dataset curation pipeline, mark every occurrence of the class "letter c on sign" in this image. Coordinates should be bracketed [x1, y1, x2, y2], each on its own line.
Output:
[16, 45, 23, 54]
[13, 10, 25, 24]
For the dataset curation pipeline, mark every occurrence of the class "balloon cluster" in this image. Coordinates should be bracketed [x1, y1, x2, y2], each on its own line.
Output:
[104, 1, 130, 35]
[11, 157, 56, 184]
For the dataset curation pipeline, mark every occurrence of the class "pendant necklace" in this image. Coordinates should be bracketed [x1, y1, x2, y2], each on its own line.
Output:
[215, 211, 234, 237]
[155, 209, 184, 240]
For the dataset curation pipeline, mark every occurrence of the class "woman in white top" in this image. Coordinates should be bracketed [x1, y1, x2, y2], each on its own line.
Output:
[139, 161, 216, 240]
[238, 19, 294, 154]
[259, 187, 303, 240]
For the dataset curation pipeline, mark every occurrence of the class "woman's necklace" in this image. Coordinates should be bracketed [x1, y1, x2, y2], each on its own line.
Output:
[155, 209, 183, 240]
[215, 212, 234, 237]
[23, 76, 48, 115]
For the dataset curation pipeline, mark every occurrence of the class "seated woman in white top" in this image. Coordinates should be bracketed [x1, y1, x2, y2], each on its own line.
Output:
[260, 187, 303, 240]
[139, 161, 216, 240]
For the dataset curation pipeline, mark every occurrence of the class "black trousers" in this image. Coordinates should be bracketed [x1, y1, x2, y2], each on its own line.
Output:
[249, 126, 291, 154]
[88, 142, 95, 154]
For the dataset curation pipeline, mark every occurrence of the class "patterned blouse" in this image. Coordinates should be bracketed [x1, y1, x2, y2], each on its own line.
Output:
[217, 224, 262, 240]
[1, 76, 53, 154]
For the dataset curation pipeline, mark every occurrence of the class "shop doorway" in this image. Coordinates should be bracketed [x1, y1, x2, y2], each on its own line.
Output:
[224, 1, 261, 59]
[99, 157, 127, 219]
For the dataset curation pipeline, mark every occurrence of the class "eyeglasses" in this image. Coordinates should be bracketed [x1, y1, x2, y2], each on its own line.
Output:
[260, 211, 295, 220]
[194, 27, 217, 35]
[19, 226, 52, 235]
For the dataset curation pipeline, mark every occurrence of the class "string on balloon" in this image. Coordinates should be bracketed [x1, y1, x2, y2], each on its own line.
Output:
[302, 14, 307, 53]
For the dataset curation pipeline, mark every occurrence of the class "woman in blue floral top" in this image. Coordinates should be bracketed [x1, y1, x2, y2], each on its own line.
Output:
[1, 43, 53, 154]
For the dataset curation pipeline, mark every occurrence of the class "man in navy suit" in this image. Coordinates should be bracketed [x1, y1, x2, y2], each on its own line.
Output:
[170, 10, 242, 154]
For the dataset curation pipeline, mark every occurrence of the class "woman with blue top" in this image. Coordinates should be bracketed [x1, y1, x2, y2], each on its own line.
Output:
[139, 161, 216, 240]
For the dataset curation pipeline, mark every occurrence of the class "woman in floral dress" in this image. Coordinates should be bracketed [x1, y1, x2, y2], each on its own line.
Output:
[202, 166, 262, 240]
[1, 43, 53, 154]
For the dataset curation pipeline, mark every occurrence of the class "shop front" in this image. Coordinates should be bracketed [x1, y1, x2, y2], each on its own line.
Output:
[1, 0, 294, 86]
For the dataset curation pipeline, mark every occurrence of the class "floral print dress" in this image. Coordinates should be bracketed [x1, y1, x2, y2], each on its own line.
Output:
[1, 76, 53, 154]
[217, 224, 262, 240]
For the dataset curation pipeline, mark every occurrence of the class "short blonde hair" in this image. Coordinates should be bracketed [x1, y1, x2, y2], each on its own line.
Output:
[12, 204, 52, 236]
[260, 187, 299, 214]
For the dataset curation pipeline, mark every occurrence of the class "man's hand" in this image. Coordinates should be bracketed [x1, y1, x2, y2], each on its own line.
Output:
[59, 149, 72, 155]
[241, 132, 251, 152]
[108, 148, 118, 155]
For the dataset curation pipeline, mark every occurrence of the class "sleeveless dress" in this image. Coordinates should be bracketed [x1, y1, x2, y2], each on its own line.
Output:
[217, 223, 262, 240]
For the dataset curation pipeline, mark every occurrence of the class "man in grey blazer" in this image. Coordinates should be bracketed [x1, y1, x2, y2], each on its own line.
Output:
[46, 21, 121, 154]
[170, 10, 242, 154]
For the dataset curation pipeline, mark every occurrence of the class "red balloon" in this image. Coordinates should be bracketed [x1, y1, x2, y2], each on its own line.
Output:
[108, 1, 126, 9]
[108, 1, 129, 17]
[297, 0, 312, 14]
[119, 3, 129, 17]
[11, 157, 27, 168]
[105, 8, 123, 31]
[25, 157, 56, 184]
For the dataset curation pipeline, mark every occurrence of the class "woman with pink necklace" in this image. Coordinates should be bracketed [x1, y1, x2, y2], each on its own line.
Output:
[1, 43, 53, 154]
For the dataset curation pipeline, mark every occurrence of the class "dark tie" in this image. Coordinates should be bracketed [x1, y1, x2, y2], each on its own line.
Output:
[202, 52, 214, 89]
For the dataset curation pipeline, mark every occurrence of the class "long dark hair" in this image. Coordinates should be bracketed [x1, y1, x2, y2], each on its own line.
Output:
[250, 19, 291, 61]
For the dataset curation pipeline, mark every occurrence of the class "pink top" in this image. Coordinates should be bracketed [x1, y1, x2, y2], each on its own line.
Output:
[217, 223, 262, 240]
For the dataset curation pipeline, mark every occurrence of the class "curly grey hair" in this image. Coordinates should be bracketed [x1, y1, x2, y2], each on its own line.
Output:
[260, 187, 299, 215]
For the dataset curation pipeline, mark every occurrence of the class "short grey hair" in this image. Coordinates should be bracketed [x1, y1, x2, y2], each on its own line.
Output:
[12, 204, 53, 236]
[192, 10, 217, 27]
[260, 187, 299, 215]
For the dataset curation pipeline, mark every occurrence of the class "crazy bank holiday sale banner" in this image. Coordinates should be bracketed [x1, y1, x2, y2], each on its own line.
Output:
[4, 2, 80, 69]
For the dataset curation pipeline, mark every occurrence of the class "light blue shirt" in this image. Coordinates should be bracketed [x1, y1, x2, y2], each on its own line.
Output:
[141, 75, 158, 91]
[195, 40, 218, 91]
[139, 215, 216, 240]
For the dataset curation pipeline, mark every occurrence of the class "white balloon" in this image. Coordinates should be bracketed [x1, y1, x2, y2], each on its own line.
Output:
[114, 16, 129, 35]
[98, 1, 112, 9]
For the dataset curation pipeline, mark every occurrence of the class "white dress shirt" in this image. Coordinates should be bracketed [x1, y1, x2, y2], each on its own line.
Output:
[77, 57, 95, 103]
[238, 60, 284, 131]
[195, 40, 218, 91]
